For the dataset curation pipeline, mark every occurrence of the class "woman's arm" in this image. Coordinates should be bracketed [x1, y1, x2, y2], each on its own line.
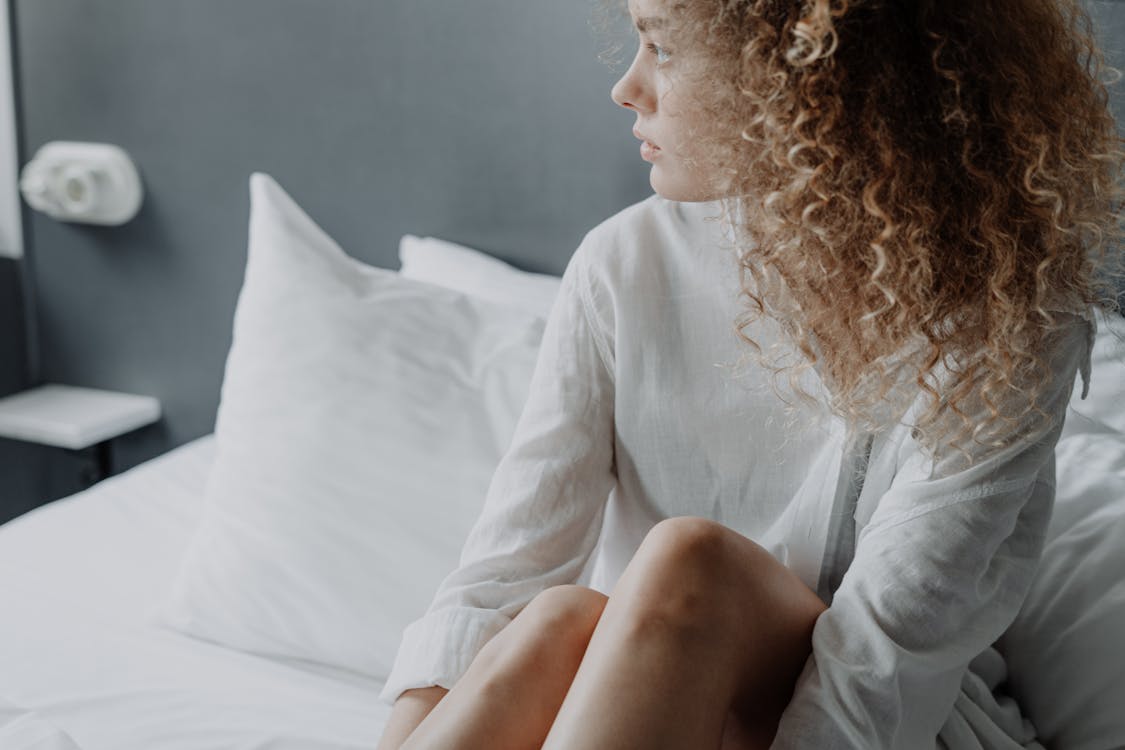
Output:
[772, 315, 1092, 748]
[375, 687, 450, 750]
[377, 235, 618, 709]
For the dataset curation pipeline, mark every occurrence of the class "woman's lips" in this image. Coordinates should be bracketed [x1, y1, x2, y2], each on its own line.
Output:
[634, 130, 661, 161]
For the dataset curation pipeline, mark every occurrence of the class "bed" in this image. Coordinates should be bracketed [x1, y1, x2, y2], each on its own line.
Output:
[0, 435, 393, 750]
[1, 172, 1124, 750]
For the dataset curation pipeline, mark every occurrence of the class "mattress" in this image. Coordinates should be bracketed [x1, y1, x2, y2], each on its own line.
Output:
[0, 436, 390, 750]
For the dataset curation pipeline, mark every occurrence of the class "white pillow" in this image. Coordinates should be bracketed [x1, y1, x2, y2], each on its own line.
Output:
[398, 234, 562, 319]
[154, 173, 545, 679]
[999, 430, 1125, 750]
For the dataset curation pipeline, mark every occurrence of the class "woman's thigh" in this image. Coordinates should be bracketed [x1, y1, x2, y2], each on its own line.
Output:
[399, 584, 609, 750]
[594, 516, 826, 746]
[537, 517, 825, 749]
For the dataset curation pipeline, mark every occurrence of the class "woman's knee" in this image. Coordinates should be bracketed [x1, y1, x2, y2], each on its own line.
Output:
[619, 517, 818, 636]
[639, 517, 752, 586]
[519, 584, 609, 635]
[642, 516, 736, 567]
[613, 517, 744, 632]
[479, 585, 608, 675]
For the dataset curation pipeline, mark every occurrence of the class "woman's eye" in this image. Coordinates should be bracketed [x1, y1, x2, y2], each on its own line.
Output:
[645, 42, 672, 65]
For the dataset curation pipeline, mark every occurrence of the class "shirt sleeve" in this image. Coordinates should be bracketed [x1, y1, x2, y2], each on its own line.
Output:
[378, 236, 617, 705]
[771, 314, 1092, 748]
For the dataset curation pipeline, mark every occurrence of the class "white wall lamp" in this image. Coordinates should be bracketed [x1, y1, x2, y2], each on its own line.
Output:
[19, 141, 144, 226]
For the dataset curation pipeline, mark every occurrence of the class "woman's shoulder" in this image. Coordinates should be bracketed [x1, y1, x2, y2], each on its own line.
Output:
[572, 194, 730, 285]
[582, 193, 676, 240]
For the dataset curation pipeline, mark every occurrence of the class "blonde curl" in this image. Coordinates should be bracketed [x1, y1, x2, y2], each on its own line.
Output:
[607, 0, 1124, 458]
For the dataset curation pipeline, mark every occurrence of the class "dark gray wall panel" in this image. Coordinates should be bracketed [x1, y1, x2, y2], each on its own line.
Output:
[0, 439, 45, 524]
[0, 259, 25, 396]
[0, 257, 46, 522]
[14, 0, 650, 473]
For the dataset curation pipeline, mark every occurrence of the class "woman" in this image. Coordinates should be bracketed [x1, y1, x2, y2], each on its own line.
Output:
[376, 0, 1123, 747]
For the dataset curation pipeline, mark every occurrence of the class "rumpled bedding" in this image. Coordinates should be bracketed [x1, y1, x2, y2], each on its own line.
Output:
[0, 437, 389, 750]
[0, 697, 81, 750]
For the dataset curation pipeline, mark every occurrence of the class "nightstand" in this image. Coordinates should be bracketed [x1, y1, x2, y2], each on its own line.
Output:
[0, 384, 161, 483]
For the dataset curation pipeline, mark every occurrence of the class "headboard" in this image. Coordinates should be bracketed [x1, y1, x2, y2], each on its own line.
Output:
[10, 0, 649, 499]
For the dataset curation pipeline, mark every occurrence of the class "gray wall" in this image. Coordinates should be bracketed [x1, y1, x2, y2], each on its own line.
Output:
[0, 0, 46, 520]
[0, 256, 45, 521]
[1, 1, 1123, 521]
[4, 0, 650, 515]
[0, 261, 25, 394]
[1093, 2, 1125, 120]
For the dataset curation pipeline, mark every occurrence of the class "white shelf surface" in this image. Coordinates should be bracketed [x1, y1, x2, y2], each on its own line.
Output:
[0, 384, 161, 449]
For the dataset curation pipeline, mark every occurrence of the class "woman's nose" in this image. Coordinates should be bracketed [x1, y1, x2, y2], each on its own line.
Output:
[611, 57, 652, 112]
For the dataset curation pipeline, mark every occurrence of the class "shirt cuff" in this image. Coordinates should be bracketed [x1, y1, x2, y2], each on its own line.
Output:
[378, 606, 513, 705]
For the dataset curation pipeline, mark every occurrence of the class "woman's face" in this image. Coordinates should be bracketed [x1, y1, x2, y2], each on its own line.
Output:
[612, 0, 723, 202]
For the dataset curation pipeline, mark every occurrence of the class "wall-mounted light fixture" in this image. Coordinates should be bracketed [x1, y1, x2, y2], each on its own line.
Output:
[19, 141, 144, 226]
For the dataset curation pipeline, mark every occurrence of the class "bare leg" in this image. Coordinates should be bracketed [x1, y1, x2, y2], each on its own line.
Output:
[375, 687, 448, 750]
[390, 517, 822, 749]
[398, 584, 609, 750]
[541, 517, 826, 750]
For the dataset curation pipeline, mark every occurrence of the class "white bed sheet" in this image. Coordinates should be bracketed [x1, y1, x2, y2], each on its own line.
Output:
[0, 310, 1122, 750]
[0, 436, 390, 750]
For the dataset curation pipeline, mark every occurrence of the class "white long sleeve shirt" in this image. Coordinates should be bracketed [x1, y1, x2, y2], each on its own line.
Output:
[379, 195, 1093, 748]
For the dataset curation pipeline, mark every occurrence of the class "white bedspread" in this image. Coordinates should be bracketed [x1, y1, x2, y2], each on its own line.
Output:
[0, 697, 80, 750]
[0, 308, 1121, 749]
[0, 437, 390, 750]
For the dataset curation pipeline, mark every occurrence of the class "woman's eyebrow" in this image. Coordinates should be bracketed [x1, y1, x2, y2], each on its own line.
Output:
[634, 16, 667, 33]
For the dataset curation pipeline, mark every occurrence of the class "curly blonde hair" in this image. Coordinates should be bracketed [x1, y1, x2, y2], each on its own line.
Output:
[609, 0, 1124, 456]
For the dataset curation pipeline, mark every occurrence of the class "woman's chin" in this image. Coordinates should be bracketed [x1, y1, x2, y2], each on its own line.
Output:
[650, 170, 725, 202]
